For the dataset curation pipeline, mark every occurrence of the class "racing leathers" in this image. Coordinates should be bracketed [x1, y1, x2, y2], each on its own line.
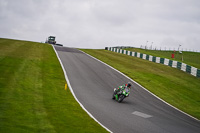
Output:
[115, 84, 130, 95]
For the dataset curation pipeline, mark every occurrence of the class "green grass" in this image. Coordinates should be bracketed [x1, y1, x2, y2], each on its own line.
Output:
[81, 49, 200, 120]
[0, 38, 108, 133]
[124, 48, 200, 69]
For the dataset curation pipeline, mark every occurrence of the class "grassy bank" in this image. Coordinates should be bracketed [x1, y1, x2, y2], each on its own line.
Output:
[124, 48, 200, 69]
[81, 49, 200, 120]
[0, 38, 107, 133]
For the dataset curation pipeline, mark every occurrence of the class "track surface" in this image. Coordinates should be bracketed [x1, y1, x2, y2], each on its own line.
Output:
[55, 46, 200, 133]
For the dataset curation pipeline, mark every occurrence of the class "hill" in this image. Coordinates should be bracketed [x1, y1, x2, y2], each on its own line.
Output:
[81, 49, 200, 120]
[0, 38, 107, 133]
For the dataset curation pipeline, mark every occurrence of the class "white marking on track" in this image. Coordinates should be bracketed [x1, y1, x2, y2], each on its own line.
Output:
[132, 111, 152, 118]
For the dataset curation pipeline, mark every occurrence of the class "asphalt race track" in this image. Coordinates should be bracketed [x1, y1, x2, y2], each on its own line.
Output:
[55, 46, 200, 133]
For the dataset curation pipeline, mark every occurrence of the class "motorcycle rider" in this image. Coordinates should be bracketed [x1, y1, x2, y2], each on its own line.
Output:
[115, 82, 132, 95]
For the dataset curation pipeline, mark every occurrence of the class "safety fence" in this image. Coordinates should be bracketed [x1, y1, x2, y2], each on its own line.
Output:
[106, 47, 200, 78]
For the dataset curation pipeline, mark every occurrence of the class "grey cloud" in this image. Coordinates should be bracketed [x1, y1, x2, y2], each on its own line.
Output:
[0, 0, 200, 50]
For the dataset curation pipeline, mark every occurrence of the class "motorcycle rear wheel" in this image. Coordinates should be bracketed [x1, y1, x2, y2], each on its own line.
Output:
[118, 95, 125, 103]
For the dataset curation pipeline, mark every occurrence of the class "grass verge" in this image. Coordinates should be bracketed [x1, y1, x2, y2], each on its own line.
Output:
[0, 38, 108, 133]
[81, 49, 200, 120]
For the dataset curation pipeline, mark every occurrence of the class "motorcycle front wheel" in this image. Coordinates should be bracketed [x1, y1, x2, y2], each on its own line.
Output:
[112, 93, 115, 99]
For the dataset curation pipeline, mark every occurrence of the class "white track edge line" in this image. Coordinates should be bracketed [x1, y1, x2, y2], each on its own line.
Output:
[80, 50, 200, 122]
[52, 46, 112, 133]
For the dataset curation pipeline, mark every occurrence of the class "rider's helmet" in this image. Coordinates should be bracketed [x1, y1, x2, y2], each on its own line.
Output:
[127, 82, 132, 88]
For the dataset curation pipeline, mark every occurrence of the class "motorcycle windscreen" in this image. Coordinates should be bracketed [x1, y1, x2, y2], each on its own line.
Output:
[125, 88, 129, 93]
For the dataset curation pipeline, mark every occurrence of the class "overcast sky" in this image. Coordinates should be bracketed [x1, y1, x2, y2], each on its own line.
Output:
[0, 0, 200, 50]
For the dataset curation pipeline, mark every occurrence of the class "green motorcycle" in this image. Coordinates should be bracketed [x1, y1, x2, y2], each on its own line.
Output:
[112, 88, 130, 103]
